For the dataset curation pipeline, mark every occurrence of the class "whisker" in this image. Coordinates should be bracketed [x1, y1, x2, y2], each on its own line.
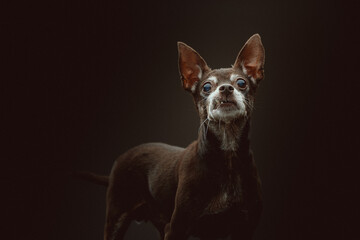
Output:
[205, 118, 210, 137]
[199, 117, 211, 141]
[244, 99, 255, 111]
[198, 118, 208, 135]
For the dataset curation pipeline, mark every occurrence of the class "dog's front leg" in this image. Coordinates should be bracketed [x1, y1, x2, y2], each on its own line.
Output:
[164, 182, 204, 240]
[164, 204, 202, 240]
[164, 208, 191, 240]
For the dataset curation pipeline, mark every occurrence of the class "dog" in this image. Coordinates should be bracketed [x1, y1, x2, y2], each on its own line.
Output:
[79, 34, 265, 240]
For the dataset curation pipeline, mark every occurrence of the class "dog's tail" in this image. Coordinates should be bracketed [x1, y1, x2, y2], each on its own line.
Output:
[71, 171, 109, 187]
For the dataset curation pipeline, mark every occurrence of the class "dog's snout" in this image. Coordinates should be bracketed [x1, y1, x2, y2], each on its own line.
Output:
[219, 84, 234, 94]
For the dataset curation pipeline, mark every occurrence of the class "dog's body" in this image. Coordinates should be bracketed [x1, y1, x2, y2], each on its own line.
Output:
[81, 34, 265, 240]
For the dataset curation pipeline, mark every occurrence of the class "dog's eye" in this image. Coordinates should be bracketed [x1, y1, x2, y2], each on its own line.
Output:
[203, 83, 212, 92]
[236, 79, 247, 89]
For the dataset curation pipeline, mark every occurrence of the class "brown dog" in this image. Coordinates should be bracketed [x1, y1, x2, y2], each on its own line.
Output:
[80, 34, 265, 240]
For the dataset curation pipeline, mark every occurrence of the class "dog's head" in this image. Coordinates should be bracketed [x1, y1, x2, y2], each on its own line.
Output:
[178, 34, 265, 124]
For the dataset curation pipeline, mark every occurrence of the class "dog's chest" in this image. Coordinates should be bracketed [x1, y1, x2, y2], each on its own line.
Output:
[204, 174, 244, 215]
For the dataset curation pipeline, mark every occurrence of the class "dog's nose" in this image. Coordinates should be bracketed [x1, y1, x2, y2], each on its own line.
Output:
[219, 84, 234, 94]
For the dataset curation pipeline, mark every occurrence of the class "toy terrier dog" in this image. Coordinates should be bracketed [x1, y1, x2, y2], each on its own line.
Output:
[80, 34, 265, 240]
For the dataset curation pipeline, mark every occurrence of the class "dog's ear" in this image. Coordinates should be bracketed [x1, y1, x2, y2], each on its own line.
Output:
[178, 42, 210, 92]
[234, 34, 265, 82]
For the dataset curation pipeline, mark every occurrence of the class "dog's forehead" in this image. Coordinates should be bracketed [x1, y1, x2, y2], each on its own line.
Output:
[203, 68, 245, 83]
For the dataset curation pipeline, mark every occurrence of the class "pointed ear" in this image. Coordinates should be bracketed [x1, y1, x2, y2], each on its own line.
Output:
[234, 34, 265, 82]
[178, 42, 210, 92]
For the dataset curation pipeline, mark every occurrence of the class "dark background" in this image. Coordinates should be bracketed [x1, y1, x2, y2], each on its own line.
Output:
[4, 0, 360, 239]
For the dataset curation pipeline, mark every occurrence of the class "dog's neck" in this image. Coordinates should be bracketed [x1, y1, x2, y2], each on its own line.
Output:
[197, 118, 251, 169]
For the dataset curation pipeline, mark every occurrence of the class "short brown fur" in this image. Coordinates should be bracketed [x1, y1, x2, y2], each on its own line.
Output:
[80, 34, 265, 240]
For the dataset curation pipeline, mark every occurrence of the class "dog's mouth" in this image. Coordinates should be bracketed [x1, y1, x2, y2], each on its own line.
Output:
[206, 95, 246, 122]
[215, 100, 238, 109]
